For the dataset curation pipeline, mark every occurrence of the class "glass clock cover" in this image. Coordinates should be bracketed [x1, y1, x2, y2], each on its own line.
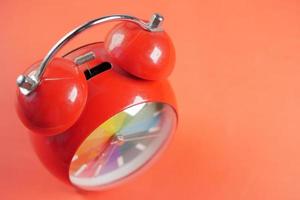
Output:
[69, 102, 177, 189]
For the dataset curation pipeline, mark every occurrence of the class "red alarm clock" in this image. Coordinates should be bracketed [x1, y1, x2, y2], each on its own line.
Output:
[16, 13, 177, 190]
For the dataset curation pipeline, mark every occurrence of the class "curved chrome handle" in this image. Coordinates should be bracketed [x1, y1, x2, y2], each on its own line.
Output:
[17, 13, 164, 95]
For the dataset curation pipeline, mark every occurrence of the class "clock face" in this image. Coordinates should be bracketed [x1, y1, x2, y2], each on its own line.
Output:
[69, 102, 177, 190]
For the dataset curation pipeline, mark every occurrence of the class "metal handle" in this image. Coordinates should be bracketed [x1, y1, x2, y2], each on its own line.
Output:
[17, 13, 164, 95]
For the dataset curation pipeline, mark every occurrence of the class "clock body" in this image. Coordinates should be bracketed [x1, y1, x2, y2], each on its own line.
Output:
[30, 43, 177, 190]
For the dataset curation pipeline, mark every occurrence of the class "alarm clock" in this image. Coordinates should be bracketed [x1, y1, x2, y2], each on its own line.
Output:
[16, 14, 177, 190]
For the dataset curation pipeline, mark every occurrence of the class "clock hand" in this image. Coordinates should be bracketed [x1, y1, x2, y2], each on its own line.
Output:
[91, 135, 119, 176]
[91, 127, 162, 176]
[117, 127, 160, 142]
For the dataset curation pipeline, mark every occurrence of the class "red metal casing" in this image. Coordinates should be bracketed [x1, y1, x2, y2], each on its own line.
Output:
[104, 22, 175, 80]
[29, 43, 177, 187]
[16, 58, 88, 135]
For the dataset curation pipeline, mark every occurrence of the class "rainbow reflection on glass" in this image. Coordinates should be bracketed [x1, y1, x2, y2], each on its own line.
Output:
[69, 102, 177, 189]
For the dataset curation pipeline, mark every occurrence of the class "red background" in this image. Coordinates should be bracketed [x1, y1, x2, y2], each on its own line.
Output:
[1, 0, 300, 199]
